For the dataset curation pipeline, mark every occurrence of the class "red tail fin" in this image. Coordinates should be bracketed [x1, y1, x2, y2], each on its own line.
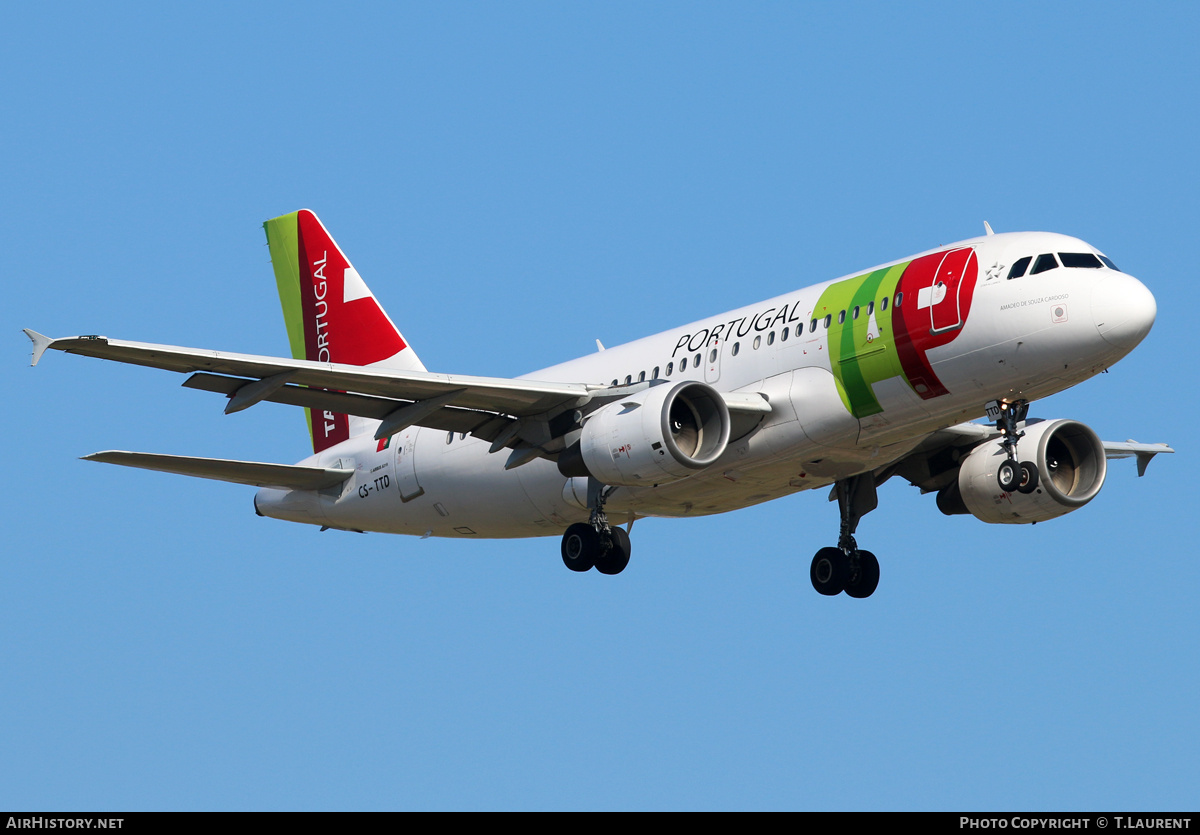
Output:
[264, 209, 425, 453]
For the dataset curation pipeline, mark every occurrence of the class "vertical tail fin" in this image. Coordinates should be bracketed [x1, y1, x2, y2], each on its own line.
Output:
[264, 209, 425, 454]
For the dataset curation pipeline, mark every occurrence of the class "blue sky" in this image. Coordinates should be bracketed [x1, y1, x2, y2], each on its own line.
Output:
[4, 2, 1197, 810]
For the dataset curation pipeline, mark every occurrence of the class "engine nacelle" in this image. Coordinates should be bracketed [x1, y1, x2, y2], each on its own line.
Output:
[578, 381, 731, 486]
[949, 419, 1107, 524]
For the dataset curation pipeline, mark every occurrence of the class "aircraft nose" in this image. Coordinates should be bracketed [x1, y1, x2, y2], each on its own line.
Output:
[1091, 272, 1156, 350]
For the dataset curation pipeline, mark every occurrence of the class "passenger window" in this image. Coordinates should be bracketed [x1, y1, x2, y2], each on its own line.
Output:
[837, 310, 846, 325]
[809, 318, 818, 333]
[694, 352, 701, 368]
[1059, 252, 1103, 269]
[680, 357, 687, 371]
[866, 301, 873, 316]
[823, 314, 832, 328]
[894, 292, 903, 307]
[611, 379, 618, 387]
[1031, 253, 1059, 275]
[731, 342, 740, 356]
[753, 335, 762, 350]
[624, 375, 632, 385]
[1007, 256, 1032, 279]
[446, 431, 454, 444]
[652, 366, 660, 379]
[767, 331, 775, 346]
[880, 296, 888, 311]
[666, 362, 674, 376]
[638, 371, 646, 383]
[781, 327, 789, 341]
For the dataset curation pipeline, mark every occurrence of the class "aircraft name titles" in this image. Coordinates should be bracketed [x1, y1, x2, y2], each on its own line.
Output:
[999, 293, 1070, 311]
[671, 297, 809, 357]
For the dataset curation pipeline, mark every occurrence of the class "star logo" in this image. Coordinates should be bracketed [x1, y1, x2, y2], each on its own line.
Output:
[985, 261, 1006, 281]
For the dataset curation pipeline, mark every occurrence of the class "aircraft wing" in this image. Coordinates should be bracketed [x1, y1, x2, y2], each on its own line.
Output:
[26, 331, 596, 416]
[885, 421, 1173, 493]
[1100, 440, 1175, 476]
[25, 331, 775, 448]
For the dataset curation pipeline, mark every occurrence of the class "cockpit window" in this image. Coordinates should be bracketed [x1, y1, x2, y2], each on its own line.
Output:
[1059, 252, 1103, 269]
[1007, 256, 1032, 280]
[1030, 253, 1059, 275]
[1098, 255, 1120, 271]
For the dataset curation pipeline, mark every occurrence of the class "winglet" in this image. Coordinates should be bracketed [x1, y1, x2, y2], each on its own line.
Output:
[1133, 447, 1174, 477]
[23, 329, 54, 367]
[1103, 440, 1174, 477]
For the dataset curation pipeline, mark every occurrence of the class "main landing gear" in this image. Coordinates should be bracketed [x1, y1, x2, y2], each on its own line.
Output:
[561, 479, 631, 575]
[993, 399, 1039, 494]
[810, 474, 880, 598]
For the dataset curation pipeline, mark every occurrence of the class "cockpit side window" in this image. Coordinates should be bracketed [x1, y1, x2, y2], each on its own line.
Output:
[1030, 253, 1059, 275]
[1098, 255, 1120, 271]
[1059, 252, 1103, 269]
[1007, 256, 1032, 279]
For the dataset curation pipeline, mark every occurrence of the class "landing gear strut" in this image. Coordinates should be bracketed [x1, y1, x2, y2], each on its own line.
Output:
[810, 474, 880, 598]
[994, 399, 1039, 494]
[560, 478, 631, 575]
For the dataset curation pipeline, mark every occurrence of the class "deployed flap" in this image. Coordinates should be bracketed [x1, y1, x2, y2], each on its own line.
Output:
[183, 372, 512, 440]
[83, 451, 354, 491]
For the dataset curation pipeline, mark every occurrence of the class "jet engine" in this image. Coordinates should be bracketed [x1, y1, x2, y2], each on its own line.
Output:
[939, 419, 1107, 524]
[574, 381, 731, 486]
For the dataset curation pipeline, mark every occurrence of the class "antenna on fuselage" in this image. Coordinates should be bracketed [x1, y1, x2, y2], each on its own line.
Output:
[984, 221, 995, 236]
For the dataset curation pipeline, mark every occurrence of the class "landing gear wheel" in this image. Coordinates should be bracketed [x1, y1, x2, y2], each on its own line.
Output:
[844, 550, 880, 599]
[595, 526, 631, 575]
[810, 547, 848, 596]
[561, 523, 599, 572]
[1017, 461, 1040, 494]
[997, 459, 1019, 492]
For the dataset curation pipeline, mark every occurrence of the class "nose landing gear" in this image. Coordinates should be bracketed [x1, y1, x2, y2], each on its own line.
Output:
[993, 399, 1040, 494]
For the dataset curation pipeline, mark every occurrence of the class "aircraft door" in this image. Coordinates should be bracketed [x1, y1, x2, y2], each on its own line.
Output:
[394, 427, 425, 502]
[704, 336, 723, 384]
[927, 247, 977, 334]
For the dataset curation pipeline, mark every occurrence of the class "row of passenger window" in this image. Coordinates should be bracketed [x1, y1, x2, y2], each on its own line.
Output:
[608, 293, 906, 388]
[1007, 251, 1118, 279]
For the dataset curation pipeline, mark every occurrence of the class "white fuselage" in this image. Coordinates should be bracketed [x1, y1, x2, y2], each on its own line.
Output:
[255, 231, 1156, 538]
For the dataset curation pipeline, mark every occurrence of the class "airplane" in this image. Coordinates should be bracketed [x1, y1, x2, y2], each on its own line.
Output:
[24, 210, 1173, 598]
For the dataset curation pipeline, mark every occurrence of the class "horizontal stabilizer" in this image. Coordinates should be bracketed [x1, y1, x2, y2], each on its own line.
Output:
[82, 451, 354, 491]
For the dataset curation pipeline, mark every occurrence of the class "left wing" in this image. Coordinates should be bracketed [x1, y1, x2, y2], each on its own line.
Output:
[25, 331, 773, 451]
[26, 331, 596, 415]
